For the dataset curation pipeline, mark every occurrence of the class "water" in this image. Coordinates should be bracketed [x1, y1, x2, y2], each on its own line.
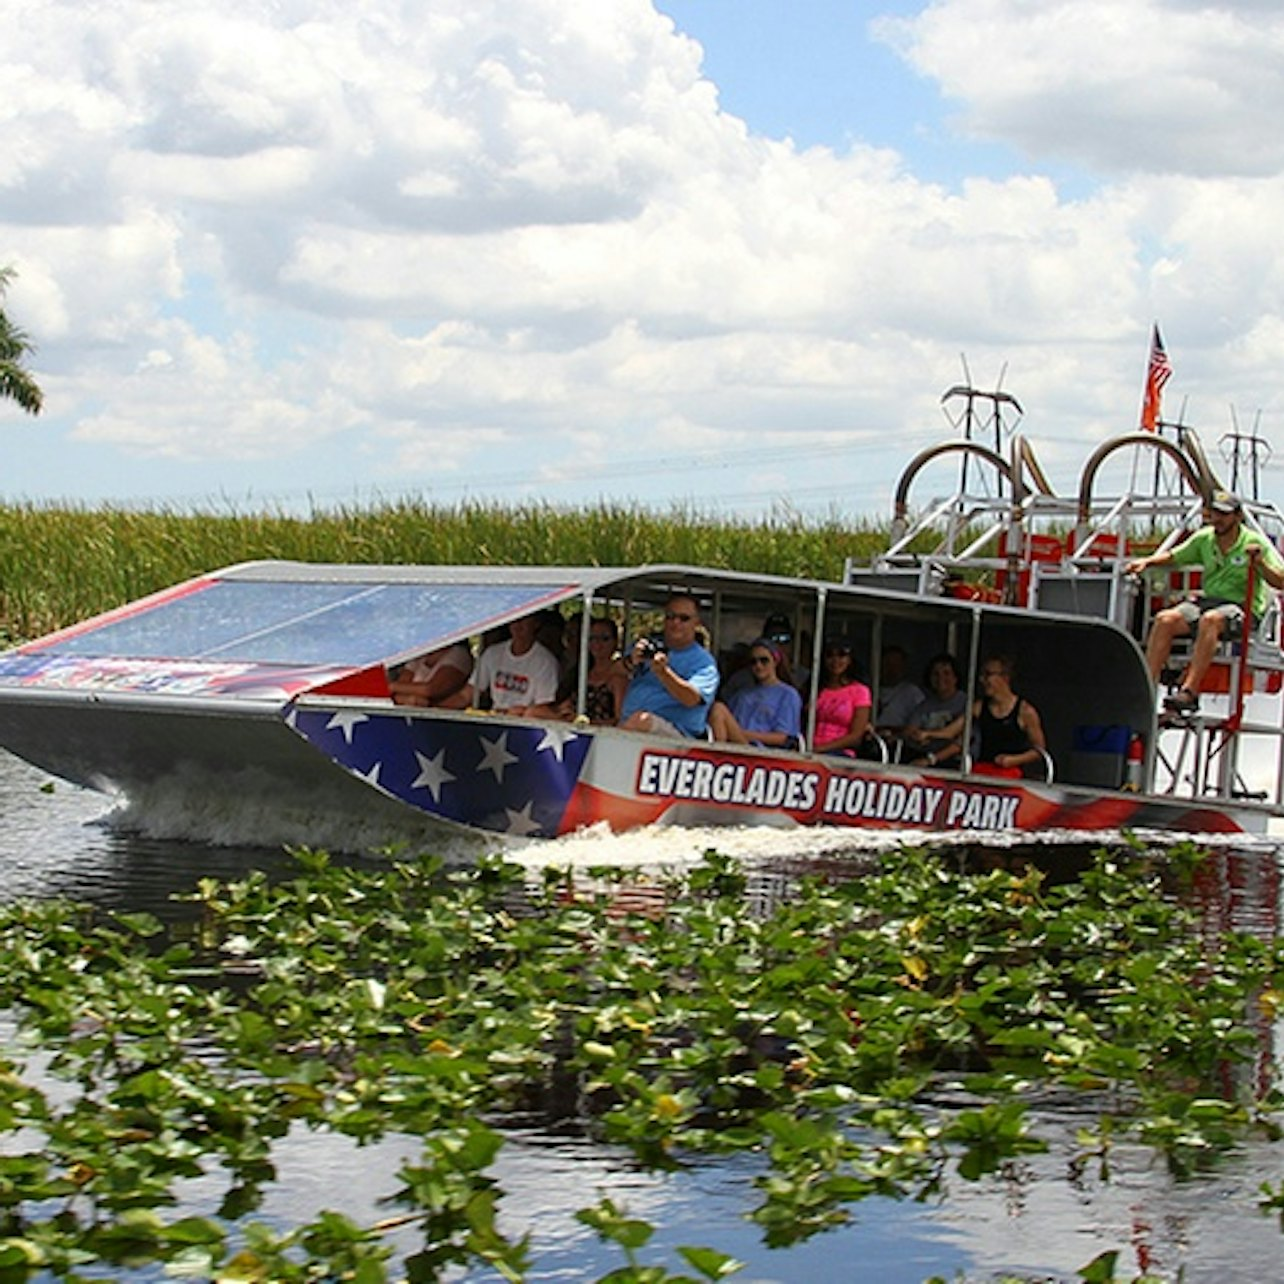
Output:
[2, 748, 1282, 1282]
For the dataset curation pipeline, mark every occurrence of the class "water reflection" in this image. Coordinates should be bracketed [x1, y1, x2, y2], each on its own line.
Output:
[3, 749, 1284, 1282]
[0, 751, 313, 915]
[925, 1099, 1284, 1282]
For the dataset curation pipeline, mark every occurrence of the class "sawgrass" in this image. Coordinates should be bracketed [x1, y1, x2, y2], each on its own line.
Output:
[0, 499, 889, 642]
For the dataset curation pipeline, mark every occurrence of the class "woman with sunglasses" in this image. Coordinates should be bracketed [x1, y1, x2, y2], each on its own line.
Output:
[547, 616, 629, 724]
[707, 640, 803, 748]
[811, 638, 873, 756]
[580, 618, 629, 724]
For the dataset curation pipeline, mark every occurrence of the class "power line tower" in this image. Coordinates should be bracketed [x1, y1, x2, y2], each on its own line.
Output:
[1221, 409, 1271, 503]
[940, 358, 1024, 499]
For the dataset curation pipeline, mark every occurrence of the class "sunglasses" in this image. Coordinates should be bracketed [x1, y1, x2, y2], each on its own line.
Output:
[665, 611, 695, 622]
[750, 654, 774, 666]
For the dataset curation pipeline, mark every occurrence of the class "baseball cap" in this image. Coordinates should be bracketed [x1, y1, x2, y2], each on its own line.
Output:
[1209, 489, 1242, 514]
[762, 611, 793, 642]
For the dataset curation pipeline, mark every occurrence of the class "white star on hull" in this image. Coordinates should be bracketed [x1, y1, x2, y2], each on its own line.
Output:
[411, 748, 456, 803]
[504, 802, 543, 837]
[478, 732, 519, 782]
[535, 725, 580, 762]
[326, 709, 369, 744]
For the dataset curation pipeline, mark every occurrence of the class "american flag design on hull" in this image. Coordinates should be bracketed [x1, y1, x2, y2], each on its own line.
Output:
[288, 707, 594, 838]
[286, 707, 1250, 841]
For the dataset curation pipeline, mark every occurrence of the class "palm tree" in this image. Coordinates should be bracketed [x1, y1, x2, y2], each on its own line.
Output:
[0, 266, 43, 415]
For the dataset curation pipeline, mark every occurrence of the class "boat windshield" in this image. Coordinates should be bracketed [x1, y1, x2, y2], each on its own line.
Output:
[35, 579, 575, 667]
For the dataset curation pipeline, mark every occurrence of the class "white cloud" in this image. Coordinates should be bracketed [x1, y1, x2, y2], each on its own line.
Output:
[877, 0, 1284, 178]
[1, 0, 1283, 514]
[6, 211, 183, 352]
[68, 320, 366, 460]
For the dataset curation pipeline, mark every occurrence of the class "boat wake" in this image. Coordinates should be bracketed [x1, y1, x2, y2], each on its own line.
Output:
[101, 782, 509, 865]
[514, 820, 1278, 875]
[100, 771, 1280, 871]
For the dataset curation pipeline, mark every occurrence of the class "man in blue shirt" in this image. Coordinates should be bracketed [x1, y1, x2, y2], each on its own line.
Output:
[619, 593, 721, 737]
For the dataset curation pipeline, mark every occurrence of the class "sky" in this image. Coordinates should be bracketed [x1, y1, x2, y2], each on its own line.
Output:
[3, 0, 1284, 520]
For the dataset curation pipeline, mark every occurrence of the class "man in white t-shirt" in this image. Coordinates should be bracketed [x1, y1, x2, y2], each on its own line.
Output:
[454, 614, 560, 714]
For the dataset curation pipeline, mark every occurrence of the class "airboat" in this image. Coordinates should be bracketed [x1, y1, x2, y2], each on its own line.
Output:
[0, 386, 1280, 847]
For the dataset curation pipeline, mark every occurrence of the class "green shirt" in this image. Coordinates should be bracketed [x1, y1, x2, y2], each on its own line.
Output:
[1169, 525, 1283, 618]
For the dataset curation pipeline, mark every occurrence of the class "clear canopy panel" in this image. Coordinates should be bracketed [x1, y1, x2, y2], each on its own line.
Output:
[32, 579, 578, 667]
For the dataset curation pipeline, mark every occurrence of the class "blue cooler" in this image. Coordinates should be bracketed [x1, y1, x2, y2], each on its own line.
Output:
[1069, 724, 1130, 788]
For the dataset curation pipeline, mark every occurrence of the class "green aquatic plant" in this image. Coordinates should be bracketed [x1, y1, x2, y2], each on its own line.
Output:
[576, 1199, 744, 1282]
[0, 843, 1281, 1280]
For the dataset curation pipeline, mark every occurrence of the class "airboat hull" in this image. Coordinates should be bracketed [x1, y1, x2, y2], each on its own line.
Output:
[287, 701, 1257, 839]
[0, 550, 1277, 851]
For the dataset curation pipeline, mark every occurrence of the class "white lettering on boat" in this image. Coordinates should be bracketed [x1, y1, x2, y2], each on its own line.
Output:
[638, 752, 819, 813]
[637, 750, 1023, 830]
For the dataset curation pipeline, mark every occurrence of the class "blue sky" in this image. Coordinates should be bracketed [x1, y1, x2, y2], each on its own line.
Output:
[3, 1, 1284, 518]
[659, 2, 931, 151]
[657, 0, 1087, 195]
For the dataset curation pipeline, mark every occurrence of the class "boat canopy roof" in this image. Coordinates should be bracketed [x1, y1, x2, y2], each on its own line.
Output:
[0, 562, 615, 703]
[23, 563, 601, 669]
[12, 559, 1146, 673]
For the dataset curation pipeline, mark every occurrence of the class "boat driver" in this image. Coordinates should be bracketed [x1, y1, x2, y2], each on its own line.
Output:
[1126, 490, 1284, 714]
[618, 593, 721, 737]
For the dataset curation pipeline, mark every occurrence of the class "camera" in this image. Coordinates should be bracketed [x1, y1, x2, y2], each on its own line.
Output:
[633, 635, 664, 661]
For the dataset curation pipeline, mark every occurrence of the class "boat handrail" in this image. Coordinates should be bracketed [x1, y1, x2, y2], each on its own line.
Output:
[882, 496, 1012, 562]
[1178, 425, 1224, 497]
[1010, 433, 1057, 501]
[891, 441, 1013, 532]
[1075, 432, 1211, 526]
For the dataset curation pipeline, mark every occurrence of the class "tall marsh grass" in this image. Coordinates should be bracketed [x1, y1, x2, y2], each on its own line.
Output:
[0, 499, 889, 642]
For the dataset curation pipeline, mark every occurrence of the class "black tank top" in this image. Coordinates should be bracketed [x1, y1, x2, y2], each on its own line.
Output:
[978, 697, 1027, 761]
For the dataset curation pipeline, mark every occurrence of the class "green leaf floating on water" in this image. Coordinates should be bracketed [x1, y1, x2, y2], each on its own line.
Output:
[0, 842, 1280, 1280]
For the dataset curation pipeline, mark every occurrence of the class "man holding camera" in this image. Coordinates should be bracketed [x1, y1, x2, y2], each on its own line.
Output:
[619, 593, 720, 737]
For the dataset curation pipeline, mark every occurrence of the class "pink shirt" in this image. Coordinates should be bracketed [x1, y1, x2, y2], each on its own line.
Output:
[814, 681, 872, 748]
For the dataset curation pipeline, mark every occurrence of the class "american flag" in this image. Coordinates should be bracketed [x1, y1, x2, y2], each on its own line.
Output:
[1140, 324, 1172, 431]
